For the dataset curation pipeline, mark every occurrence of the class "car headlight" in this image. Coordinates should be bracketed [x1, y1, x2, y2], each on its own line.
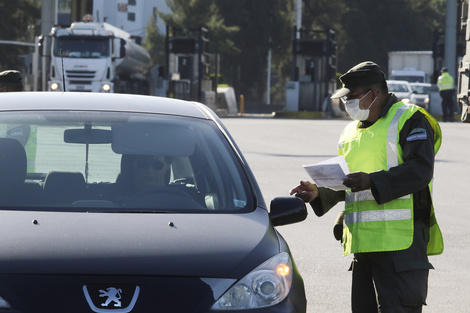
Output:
[50, 82, 61, 91]
[402, 98, 410, 104]
[424, 97, 429, 103]
[100, 83, 111, 93]
[210, 252, 293, 310]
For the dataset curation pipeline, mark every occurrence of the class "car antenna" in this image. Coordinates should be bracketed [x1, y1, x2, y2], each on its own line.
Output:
[60, 49, 66, 91]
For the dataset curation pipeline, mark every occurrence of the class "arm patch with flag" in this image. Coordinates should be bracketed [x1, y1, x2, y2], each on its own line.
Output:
[406, 127, 427, 142]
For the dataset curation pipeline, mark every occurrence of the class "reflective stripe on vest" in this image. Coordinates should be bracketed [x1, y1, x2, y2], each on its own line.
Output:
[345, 190, 410, 207]
[344, 208, 411, 225]
[387, 104, 407, 168]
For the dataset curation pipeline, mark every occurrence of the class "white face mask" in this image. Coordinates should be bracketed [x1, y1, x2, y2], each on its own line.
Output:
[343, 90, 377, 121]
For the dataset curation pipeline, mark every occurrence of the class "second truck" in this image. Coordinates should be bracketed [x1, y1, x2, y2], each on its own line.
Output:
[388, 51, 434, 83]
[41, 17, 151, 94]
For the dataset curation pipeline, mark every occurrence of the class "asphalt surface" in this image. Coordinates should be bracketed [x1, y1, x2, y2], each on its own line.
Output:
[222, 116, 470, 313]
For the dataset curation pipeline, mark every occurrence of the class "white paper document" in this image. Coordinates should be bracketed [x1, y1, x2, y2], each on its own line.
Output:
[303, 156, 350, 191]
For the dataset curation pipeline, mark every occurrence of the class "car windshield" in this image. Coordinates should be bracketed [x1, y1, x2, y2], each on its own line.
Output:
[54, 36, 110, 58]
[0, 111, 252, 213]
[388, 83, 410, 93]
[410, 85, 431, 94]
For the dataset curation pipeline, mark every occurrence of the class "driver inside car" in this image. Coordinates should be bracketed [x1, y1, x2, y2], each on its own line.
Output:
[103, 154, 172, 205]
[128, 155, 171, 190]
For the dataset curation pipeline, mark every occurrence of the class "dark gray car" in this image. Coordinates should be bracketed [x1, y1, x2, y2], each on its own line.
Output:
[0, 92, 307, 313]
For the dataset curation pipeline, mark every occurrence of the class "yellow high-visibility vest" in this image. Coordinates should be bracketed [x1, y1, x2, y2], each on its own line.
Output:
[437, 72, 454, 91]
[338, 102, 443, 256]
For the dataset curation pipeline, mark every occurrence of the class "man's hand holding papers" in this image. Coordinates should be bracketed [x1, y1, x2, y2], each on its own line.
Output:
[302, 156, 350, 191]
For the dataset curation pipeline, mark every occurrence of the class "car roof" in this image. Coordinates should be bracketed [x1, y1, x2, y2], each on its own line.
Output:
[409, 82, 431, 87]
[386, 80, 411, 85]
[0, 92, 212, 119]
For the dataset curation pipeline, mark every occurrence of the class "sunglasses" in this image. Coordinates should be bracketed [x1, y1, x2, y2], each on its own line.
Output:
[342, 89, 371, 102]
[135, 158, 165, 170]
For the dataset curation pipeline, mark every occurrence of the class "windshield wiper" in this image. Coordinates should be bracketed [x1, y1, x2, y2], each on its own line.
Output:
[92, 209, 170, 214]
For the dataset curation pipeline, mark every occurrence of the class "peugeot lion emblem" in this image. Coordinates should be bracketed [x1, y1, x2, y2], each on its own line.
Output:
[83, 285, 140, 313]
[100, 287, 122, 307]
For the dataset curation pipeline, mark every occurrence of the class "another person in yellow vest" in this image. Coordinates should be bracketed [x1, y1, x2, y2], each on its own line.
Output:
[437, 67, 455, 122]
[0, 70, 37, 172]
[290, 61, 443, 313]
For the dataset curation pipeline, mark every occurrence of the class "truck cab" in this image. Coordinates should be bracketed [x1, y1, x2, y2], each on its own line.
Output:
[46, 20, 150, 94]
[49, 23, 117, 93]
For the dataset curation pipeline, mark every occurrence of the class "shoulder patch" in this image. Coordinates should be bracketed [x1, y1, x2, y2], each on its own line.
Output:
[407, 127, 427, 142]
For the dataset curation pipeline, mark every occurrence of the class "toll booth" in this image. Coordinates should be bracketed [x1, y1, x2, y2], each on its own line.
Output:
[286, 27, 337, 112]
[165, 26, 216, 108]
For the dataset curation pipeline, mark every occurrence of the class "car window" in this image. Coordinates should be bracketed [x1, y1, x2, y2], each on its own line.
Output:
[410, 85, 431, 94]
[388, 83, 410, 93]
[0, 111, 253, 213]
[389, 84, 403, 92]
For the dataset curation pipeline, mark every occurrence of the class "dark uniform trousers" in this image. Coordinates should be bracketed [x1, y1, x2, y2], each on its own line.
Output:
[440, 89, 455, 122]
[350, 219, 432, 313]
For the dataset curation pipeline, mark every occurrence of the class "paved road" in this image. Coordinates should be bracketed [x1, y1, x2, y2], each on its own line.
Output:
[222, 117, 470, 313]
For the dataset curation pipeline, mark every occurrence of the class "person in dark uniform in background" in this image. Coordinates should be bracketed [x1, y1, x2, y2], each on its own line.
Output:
[290, 61, 444, 313]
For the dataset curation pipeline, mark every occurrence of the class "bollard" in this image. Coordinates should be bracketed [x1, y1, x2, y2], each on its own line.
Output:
[240, 94, 244, 114]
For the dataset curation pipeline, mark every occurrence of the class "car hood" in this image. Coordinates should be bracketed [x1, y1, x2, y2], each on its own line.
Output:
[0, 208, 279, 278]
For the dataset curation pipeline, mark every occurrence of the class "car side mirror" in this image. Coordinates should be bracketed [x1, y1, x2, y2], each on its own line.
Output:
[269, 197, 307, 226]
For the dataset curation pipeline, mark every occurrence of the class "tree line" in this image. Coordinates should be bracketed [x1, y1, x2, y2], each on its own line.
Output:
[145, 0, 447, 105]
[0, 0, 40, 73]
[1, 0, 447, 105]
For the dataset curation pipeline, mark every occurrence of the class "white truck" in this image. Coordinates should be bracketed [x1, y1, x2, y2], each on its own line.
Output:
[43, 20, 151, 94]
[388, 51, 434, 83]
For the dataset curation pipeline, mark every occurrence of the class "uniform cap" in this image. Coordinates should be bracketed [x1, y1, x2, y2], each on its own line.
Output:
[331, 61, 386, 99]
[0, 70, 22, 84]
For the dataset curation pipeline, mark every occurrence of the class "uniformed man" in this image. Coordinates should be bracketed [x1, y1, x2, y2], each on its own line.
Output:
[290, 61, 443, 313]
[437, 67, 455, 122]
[0, 70, 37, 172]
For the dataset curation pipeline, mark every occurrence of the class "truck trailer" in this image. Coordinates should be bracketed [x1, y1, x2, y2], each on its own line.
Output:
[388, 51, 434, 83]
[42, 19, 151, 94]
